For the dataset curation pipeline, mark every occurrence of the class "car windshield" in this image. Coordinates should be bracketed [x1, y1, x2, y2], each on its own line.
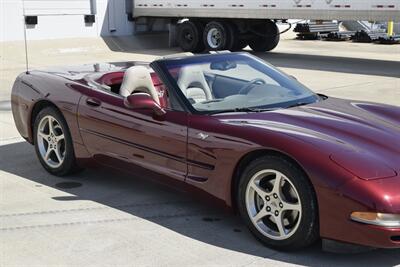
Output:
[161, 53, 320, 113]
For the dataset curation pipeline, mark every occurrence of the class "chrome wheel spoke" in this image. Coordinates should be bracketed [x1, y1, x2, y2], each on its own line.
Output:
[250, 181, 267, 198]
[274, 213, 287, 237]
[56, 134, 64, 142]
[54, 147, 63, 163]
[271, 173, 284, 197]
[44, 148, 52, 161]
[38, 131, 49, 140]
[48, 117, 55, 135]
[282, 201, 301, 212]
[252, 208, 269, 223]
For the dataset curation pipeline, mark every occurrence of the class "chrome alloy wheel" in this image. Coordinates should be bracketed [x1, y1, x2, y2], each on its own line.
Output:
[207, 28, 222, 49]
[245, 169, 302, 240]
[36, 115, 66, 169]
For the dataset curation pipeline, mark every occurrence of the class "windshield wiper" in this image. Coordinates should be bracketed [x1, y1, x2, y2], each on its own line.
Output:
[208, 107, 277, 115]
[285, 102, 311, 109]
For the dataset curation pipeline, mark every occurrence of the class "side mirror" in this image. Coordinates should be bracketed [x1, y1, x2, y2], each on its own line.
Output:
[124, 93, 166, 117]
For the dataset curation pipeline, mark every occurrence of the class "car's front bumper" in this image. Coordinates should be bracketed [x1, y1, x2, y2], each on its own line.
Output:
[343, 221, 400, 248]
[317, 175, 400, 249]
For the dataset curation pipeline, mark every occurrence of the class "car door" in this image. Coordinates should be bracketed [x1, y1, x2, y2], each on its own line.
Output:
[77, 87, 188, 181]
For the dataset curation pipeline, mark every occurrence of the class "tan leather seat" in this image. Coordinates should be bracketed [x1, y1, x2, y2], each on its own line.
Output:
[120, 66, 160, 104]
[177, 66, 212, 103]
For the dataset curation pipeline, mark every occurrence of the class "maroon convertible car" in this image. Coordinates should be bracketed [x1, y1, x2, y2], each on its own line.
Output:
[11, 52, 400, 251]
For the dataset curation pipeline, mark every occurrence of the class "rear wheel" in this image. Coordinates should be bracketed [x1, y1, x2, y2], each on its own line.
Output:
[33, 107, 80, 176]
[224, 22, 240, 51]
[237, 155, 319, 250]
[177, 20, 205, 52]
[235, 39, 248, 51]
[248, 20, 280, 52]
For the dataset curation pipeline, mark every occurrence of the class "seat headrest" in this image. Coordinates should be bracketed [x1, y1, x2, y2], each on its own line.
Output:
[120, 66, 160, 104]
[177, 66, 212, 101]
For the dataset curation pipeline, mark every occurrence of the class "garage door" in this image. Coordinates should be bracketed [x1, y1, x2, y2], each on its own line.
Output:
[23, 0, 92, 15]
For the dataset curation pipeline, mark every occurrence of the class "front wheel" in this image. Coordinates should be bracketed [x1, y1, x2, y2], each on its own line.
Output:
[237, 155, 319, 250]
[33, 107, 81, 176]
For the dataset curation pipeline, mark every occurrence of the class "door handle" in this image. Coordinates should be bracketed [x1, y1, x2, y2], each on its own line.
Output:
[86, 98, 101, 107]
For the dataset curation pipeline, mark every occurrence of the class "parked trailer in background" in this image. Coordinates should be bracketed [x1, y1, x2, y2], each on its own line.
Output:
[132, 0, 400, 52]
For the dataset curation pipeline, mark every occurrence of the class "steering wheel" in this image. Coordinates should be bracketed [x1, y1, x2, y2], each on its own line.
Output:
[238, 78, 266, 95]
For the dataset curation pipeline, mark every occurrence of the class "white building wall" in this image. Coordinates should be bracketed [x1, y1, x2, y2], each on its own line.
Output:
[0, 0, 134, 42]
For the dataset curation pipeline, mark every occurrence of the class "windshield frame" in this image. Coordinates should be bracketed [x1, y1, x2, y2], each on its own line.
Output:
[151, 52, 319, 115]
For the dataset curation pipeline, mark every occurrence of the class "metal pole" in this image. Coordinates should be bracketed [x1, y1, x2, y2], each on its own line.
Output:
[90, 0, 97, 15]
[387, 21, 394, 37]
[22, 0, 30, 74]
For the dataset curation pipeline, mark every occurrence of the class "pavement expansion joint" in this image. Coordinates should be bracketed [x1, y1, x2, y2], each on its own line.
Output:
[0, 200, 194, 218]
[0, 211, 220, 232]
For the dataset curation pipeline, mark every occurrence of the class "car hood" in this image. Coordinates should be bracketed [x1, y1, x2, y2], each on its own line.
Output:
[218, 97, 400, 177]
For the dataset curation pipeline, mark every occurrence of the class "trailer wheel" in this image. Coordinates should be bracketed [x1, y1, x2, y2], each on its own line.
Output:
[203, 21, 230, 50]
[177, 20, 204, 52]
[248, 20, 280, 52]
[225, 22, 246, 51]
[235, 39, 248, 50]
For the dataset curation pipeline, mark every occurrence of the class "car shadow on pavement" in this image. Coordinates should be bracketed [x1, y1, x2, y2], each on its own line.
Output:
[1, 141, 400, 267]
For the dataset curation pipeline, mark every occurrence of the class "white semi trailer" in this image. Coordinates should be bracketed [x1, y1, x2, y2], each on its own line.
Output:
[132, 0, 399, 52]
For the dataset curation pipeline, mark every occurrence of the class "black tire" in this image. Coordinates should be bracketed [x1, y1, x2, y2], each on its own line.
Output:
[248, 20, 280, 52]
[235, 39, 248, 51]
[237, 155, 319, 251]
[203, 21, 230, 51]
[224, 22, 240, 51]
[33, 106, 81, 176]
[177, 20, 205, 52]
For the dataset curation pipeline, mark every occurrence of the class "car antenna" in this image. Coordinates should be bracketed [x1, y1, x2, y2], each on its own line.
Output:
[22, 0, 30, 74]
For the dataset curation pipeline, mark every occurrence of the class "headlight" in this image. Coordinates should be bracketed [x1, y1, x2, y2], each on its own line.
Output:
[351, 212, 400, 227]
